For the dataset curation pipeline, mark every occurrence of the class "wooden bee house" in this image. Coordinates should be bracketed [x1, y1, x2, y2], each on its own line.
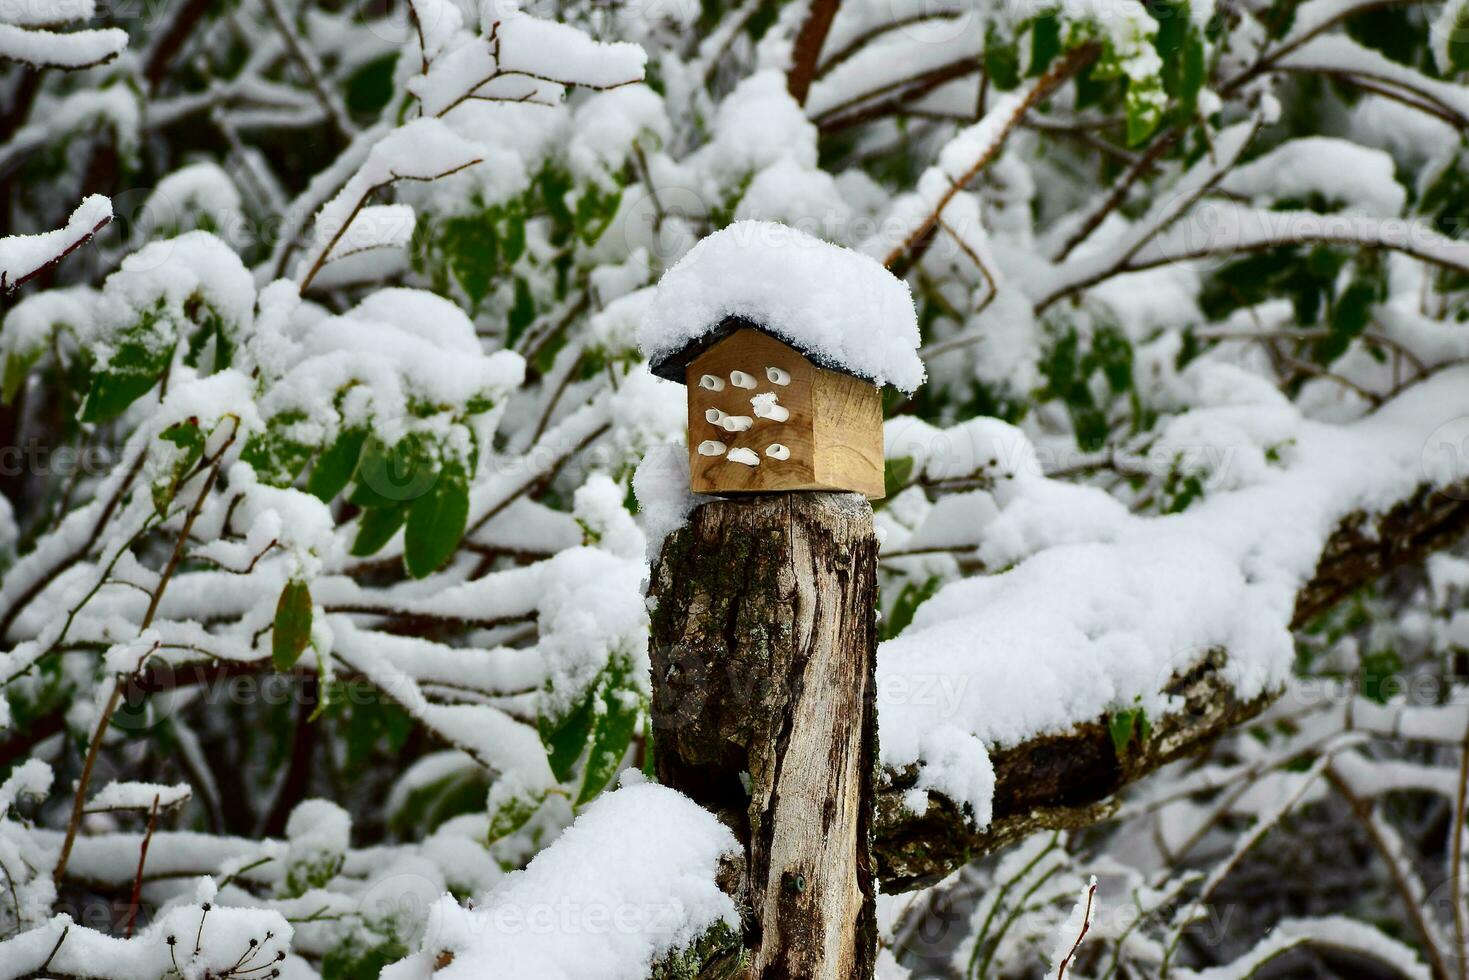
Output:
[650, 317, 885, 497]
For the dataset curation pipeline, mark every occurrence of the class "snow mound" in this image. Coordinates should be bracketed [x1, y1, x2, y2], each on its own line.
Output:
[389, 781, 740, 980]
[640, 220, 925, 393]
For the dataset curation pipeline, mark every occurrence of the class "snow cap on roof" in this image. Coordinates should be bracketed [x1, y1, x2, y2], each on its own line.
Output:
[639, 220, 925, 393]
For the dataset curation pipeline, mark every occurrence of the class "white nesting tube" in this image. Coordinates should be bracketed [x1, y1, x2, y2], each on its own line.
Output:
[766, 367, 791, 386]
[751, 393, 789, 422]
[720, 415, 753, 432]
[705, 408, 727, 425]
[765, 444, 791, 461]
[699, 374, 725, 391]
[729, 370, 757, 389]
[698, 440, 727, 456]
[728, 447, 760, 466]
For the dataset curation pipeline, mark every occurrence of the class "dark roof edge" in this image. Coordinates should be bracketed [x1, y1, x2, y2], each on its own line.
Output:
[647, 315, 879, 387]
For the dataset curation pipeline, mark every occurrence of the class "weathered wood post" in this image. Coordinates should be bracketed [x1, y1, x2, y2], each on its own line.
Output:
[650, 492, 880, 979]
[642, 241, 916, 975]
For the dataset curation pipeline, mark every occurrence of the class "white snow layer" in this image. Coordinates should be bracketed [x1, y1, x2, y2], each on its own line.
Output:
[86, 781, 192, 813]
[386, 782, 740, 980]
[633, 443, 697, 559]
[876, 366, 1469, 824]
[640, 220, 925, 393]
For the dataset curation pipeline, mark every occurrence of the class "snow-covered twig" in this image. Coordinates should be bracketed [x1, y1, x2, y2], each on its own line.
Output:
[52, 420, 240, 887]
[257, 0, 356, 139]
[875, 43, 1100, 271]
[0, 21, 126, 70]
[1327, 762, 1455, 980]
[1162, 752, 1336, 972]
[1054, 877, 1099, 979]
[121, 794, 161, 938]
[0, 195, 111, 294]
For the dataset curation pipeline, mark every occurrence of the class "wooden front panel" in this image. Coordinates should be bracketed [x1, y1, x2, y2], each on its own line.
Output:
[687, 329, 819, 494]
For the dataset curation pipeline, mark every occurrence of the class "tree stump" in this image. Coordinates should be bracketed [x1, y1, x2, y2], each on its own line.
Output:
[648, 492, 879, 980]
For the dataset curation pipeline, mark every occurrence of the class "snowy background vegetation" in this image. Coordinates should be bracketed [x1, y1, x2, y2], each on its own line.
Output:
[1, 0, 1468, 975]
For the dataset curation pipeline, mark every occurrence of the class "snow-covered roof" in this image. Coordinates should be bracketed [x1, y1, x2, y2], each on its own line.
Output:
[639, 220, 925, 393]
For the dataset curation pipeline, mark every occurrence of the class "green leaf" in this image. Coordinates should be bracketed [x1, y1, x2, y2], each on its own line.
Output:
[152, 419, 206, 517]
[1125, 86, 1164, 146]
[539, 687, 598, 783]
[351, 436, 437, 507]
[883, 456, 915, 499]
[576, 658, 642, 806]
[238, 412, 315, 487]
[1347, 3, 1429, 65]
[1175, 34, 1206, 119]
[321, 939, 410, 980]
[80, 313, 175, 422]
[403, 469, 469, 578]
[501, 207, 526, 265]
[444, 215, 499, 309]
[1028, 13, 1061, 76]
[2, 348, 42, 404]
[1322, 276, 1374, 364]
[487, 783, 547, 845]
[82, 362, 167, 422]
[351, 502, 409, 557]
[182, 308, 234, 374]
[307, 428, 367, 502]
[345, 52, 397, 115]
[334, 686, 414, 769]
[1070, 402, 1108, 452]
[159, 419, 202, 450]
[541, 166, 574, 233]
[507, 276, 535, 348]
[882, 576, 942, 641]
[1450, 2, 1469, 72]
[1108, 709, 1138, 755]
[1091, 325, 1134, 393]
[1073, 59, 1115, 109]
[273, 580, 313, 672]
[1152, 0, 1189, 59]
[1360, 648, 1403, 705]
[1162, 465, 1206, 513]
[985, 26, 1021, 90]
[575, 185, 622, 246]
[389, 766, 491, 836]
[1041, 328, 1080, 396]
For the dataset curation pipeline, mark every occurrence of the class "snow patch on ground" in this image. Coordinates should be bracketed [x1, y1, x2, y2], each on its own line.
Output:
[387, 782, 740, 980]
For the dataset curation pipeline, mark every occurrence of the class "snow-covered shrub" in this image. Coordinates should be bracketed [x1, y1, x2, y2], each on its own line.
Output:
[1, 0, 1467, 976]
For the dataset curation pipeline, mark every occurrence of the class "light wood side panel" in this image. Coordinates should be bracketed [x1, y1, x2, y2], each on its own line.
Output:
[813, 368, 885, 498]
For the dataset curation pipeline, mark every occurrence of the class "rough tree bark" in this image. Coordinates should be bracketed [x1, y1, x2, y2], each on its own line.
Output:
[649, 492, 880, 980]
